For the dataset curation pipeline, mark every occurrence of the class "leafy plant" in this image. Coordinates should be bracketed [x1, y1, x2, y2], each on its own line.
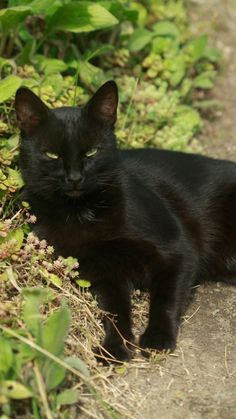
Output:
[0, 287, 90, 417]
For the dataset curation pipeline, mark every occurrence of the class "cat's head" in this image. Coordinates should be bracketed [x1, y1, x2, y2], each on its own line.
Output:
[15, 81, 119, 201]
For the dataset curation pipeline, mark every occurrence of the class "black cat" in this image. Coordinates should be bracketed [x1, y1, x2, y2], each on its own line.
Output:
[15, 81, 236, 363]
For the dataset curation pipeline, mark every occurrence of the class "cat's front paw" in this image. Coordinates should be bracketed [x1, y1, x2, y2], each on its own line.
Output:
[94, 342, 133, 365]
[139, 329, 176, 357]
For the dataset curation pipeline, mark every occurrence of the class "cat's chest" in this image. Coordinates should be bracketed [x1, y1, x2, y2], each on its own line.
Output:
[34, 212, 160, 289]
[34, 211, 123, 258]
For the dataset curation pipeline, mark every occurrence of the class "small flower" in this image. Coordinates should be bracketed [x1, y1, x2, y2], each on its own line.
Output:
[27, 232, 36, 244]
[73, 262, 79, 269]
[28, 215, 37, 224]
[39, 239, 47, 249]
[46, 246, 54, 255]
[53, 260, 63, 269]
[25, 244, 34, 252]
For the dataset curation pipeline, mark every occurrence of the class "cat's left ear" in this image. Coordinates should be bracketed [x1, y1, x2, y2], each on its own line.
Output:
[86, 80, 118, 125]
[15, 87, 50, 135]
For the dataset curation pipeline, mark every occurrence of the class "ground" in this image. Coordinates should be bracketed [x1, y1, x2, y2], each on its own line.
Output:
[102, 2, 236, 418]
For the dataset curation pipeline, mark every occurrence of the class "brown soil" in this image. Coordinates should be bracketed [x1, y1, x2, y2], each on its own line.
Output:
[108, 2, 236, 418]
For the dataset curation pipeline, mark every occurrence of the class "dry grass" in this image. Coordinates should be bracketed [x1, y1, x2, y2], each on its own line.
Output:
[1, 253, 174, 418]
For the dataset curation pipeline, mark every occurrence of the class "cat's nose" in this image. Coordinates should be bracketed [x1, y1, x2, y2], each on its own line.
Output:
[66, 172, 83, 186]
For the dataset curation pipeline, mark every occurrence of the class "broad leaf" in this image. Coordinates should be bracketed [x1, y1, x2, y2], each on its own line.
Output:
[185, 35, 208, 63]
[42, 359, 66, 391]
[35, 55, 68, 75]
[153, 21, 179, 38]
[22, 287, 54, 337]
[79, 61, 104, 86]
[29, 0, 62, 16]
[41, 306, 71, 356]
[1, 380, 32, 399]
[48, 3, 118, 33]
[47, 273, 62, 287]
[65, 356, 90, 377]
[193, 72, 215, 89]
[128, 28, 153, 52]
[56, 388, 80, 406]
[0, 338, 13, 374]
[0, 6, 30, 31]
[0, 76, 22, 103]
[76, 279, 91, 288]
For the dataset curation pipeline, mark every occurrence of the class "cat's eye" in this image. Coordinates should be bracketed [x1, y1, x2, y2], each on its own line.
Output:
[45, 151, 59, 160]
[85, 148, 98, 158]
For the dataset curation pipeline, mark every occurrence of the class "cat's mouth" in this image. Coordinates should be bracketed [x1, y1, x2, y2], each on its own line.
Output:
[65, 189, 81, 198]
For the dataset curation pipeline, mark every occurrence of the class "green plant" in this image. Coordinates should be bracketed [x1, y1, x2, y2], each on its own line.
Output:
[0, 286, 92, 418]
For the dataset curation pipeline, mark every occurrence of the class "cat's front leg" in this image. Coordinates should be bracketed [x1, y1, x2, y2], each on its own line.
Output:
[92, 280, 134, 364]
[139, 260, 194, 355]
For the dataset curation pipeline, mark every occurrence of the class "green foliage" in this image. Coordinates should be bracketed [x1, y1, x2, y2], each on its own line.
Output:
[0, 0, 221, 417]
[48, 3, 119, 33]
[0, 287, 89, 414]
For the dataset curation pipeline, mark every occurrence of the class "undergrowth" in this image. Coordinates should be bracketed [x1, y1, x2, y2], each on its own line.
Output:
[0, 0, 221, 417]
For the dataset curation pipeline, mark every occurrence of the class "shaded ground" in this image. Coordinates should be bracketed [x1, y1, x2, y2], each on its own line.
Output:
[107, 1, 236, 418]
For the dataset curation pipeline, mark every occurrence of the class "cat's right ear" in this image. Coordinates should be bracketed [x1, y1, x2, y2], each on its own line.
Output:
[86, 80, 118, 125]
[15, 88, 49, 135]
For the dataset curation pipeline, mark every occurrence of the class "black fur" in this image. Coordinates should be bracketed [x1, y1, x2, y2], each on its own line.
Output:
[15, 81, 236, 362]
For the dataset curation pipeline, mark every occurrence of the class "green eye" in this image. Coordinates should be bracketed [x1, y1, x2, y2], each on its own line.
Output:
[85, 148, 98, 158]
[46, 152, 59, 160]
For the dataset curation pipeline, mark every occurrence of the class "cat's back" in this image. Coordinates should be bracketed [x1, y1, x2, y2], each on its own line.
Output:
[120, 148, 236, 196]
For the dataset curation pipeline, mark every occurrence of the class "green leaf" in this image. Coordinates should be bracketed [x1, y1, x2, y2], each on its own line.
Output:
[79, 61, 104, 86]
[84, 45, 113, 61]
[35, 55, 68, 75]
[76, 279, 91, 288]
[64, 256, 78, 268]
[29, 0, 61, 16]
[17, 342, 35, 363]
[152, 21, 179, 38]
[203, 46, 221, 63]
[22, 287, 54, 337]
[0, 6, 31, 31]
[185, 35, 208, 63]
[116, 365, 127, 375]
[7, 168, 24, 189]
[48, 3, 118, 33]
[65, 356, 90, 377]
[129, 2, 147, 26]
[42, 74, 63, 97]
[193, 72, 215, 89]
[128, 28, 153, 52]
[0, 228, 24, 252]
[1, 380, 32, 399]
[194, 99, 221, 110]
[42, 359, 66, 391]
[0, 76, 22, 103]
[47, 273, 62, 287]
[41, 307, 71, 356]
[56, 388, 80, 406]
[0, 338, 13, 374]
[7, 134, 20, 149]
[40, 307, 71, 389]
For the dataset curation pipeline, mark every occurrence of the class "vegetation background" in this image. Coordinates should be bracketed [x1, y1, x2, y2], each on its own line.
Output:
[0, 0, 222, 418]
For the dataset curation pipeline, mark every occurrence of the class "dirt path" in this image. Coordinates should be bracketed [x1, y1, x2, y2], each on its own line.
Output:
[110, 2, 236, 418]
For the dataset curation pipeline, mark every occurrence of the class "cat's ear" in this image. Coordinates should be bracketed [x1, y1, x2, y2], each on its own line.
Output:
[15, 88, 50, 135]
[86, 80, 118, 125]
